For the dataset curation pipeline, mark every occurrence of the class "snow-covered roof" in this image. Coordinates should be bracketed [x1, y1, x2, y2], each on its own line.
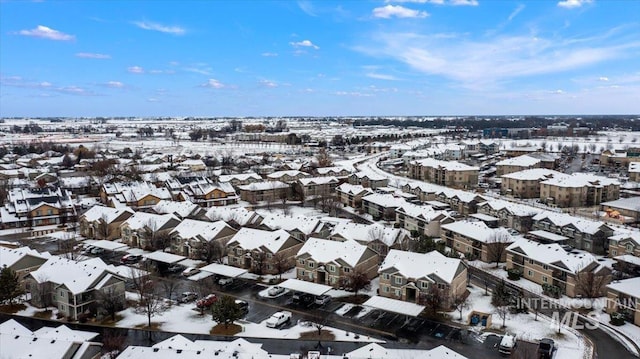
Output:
[0, 246, 49, 268]
[501, 168, 566, 181]
[228, 228, 294, 253]
[528, 230, 568, 242]
[198, 263, 247, 278]
[361, 193, 407, 208]
[441, 221, 513, 243]
[335, 183, 374, 196]
[170, 219, 233, 242]
[629, 162, 640, 173]
[316, 166, 351, 175]
[607, 277, 640, 298]
[614, 255, 640, 267]
[29, 256, 124, 295]
[351, 171, 387, 181]
[411, 158, 479, 171]
[532, 211, 608, 234]
[331, 222, 407, 247]
[217, 172, 262, 182]
[348, 344, 468, 359]
[298, 176, 339, 186]
[278, 278, 333, 296]
[397, 203, 451, 222]
[145, 251, 185, 264]
[266, 170, 309, 179]
[541, 172, 619, 188]
[477, 198, 541, 217]
[496, 155, 541, 167]
[152, 200, 200, 218]
[205, 206, 261, 226]
[363, 295, 425, 317]
[121, 212, 178, 231]
[297, 238, 370, 268]
[507, 239, 597, 273]
[601, 197, 640, 212]
[380, 249, 463, 284]
[609, 231, 640, 246]
[259, 214, 322, 235]
[237, 180, 289, 191]
[81, 205, 134, 223]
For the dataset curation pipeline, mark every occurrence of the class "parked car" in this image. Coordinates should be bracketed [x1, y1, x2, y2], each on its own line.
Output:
[178, 292, 198, 303]
[218, 277, 234, 286]
[537, 338, 556, 359]
[498, 334, 516, 355]
[268, 286, 285, 297]
[196, 294, 218, 309]
[182, 267, 200, 277]
[121, 254, 143, 264]
[266, 311, 291, 328]
[235, 300, 249, 315]
[292, 292, 314, 306]
[166, 264, 184, 273]
[89, 247, 105, 255]
[314, 294, 331, 306]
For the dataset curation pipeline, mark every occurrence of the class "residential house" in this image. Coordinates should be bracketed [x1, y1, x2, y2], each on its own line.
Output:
[476, 199, 540, 233]
[409, 158, 479, 189]
[27, 257, 126, 320]
[396, 203, 455, 237]
[540, 173, 620, 208]
[78, 205, 134, 240]
[531, 212, 614, 255]
[606, 277, 640, 326]
[0, 187, 76, 228]
[361, 193, 407, 220]
[329, 222, 410, 259]
[335, 183, 374, 208]
[501, 169, 566, 199]
[258, 214, 329, 241]
[266, 170, 310, 183]
[205, 206, 263, 228]
[295, 238, 378, 288]
[506, 239, 611, 297]
[0, 246, 49, 285]
[58, 176, 94, 195]
[217, 172, 262, 187]
[177, 158, 206, 172]
[151, 199, 206, 220]
[608, 232, 640, 258]
[226, 228, 303, 275]
[389, 144, 413, 159]
[440, 221, 515, 262]
[315, 166, 352, 178]
[101, 181, 172, 210]
[169, 219, 237, 259]
[167, 176, 239, 207]
[379, 249, 468, 306]
[237, 181, 289, 203]
[297, 176, 339, 200]
[348, 172, 389, 189]
[120, 212, 180, 249]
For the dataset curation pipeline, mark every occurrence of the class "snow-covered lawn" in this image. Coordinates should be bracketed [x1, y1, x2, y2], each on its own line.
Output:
[327, 277, 379, 299]
[450, 285, 591, 359]
[256, 205, 325, 219]
[15, 302, 60, 319]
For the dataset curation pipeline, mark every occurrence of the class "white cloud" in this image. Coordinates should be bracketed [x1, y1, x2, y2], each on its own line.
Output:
[40, 82, 52, 87]
[133, 21, 186, 35]
[557, 0, 593, 8]
[201, 79, 225, 89]
[366, 73, 398, 80]
[357, 31, 640, 89]
[17, 25, 74, 41]
[127, 66, 144, 74]
[75, 52, 111, 59]
[106, 81, 124, 88]
[599, 76, 609, 81]
[333, 91, 373, 97]
[261, 52, 279, 57]
[508, 4, 525, 22]
[298, 1, 317, 16]
[290, 40, 319, 49]
[372, 5, 429, 19]
[450, 0, 478, 6]
[259, 79, 278, 88]
[184, 66, 213, 76]
[147, 98, 160, 102]
[388, 0, 477, 5]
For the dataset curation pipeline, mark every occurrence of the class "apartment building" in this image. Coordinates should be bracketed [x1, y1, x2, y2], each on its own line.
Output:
[335, 183, 374, 208]
[361, 193, 407, 220]
[226, 228, 303, 275]
[476, 199, 541, 233]
[606, 277, 640, 326]
[496, 155, 542, 176]
[295, 238, 378, 288]
[0, 187, 76, 228]
[329, 222, 410, 260]
[608, 232, 640, 258]
[540, 173, 620, 208]
[440, 221, 515, 262]
[395, 203, 454, 237]
[501, 169, 565, 199]
[237, 181, 289, 203]
[600, 148, 640, 168]
[79, 205, 134, 240]
[409, 158, 479, 189]
[348, 172, 389, 189]
[169, 219, 237, 259]
[120, 212, 180, 249]
[629, 162, 640, 182]
[166, 176, 239, 207]
[531, 212, 614, 255]
[506, 239, 611, 297]
[100, 181, 172, 210]
[297, 176, 339, 199]
[379, 249, 467, 306]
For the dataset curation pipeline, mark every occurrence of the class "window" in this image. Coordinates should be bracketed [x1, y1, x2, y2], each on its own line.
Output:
[267, 264, 272, 270]
[543, 276, 548, 283]
[384, 286, 389, 293]
[382, 273, 390, 280]
[47, 209, 53, 215]
[626, 243, 634, 252]
[584, 242, 591, 249]
[543, 265, 549, 270]
[299, 259, 305, 265]
[528, 270, 533, 277]
[236, 248, 242, 255]
[308, 261, 315, 268]
[420, 281, 429, 289]
[611, 249, 617, 256]
[299, 270, 305, 277]
[529, 259, 534, 265]
[395, 289, 401, 297]
[343, 267, 350, 273]
[328, 265, 336, 272]
[394, 276, 403, 285]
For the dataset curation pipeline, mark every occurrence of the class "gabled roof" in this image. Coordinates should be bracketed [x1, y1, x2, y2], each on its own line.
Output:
[607, 277, 640, 298]
[336, 183, 374, 196]
[121, 212, 178, 231]
[441, 221, 513, 243]
[501, 168, 566, 181]
[331, 222, 407, 247]
[532, 211, 610, 234]
[170, 219, 233, 242]
[237, 180, 289, 191]
[0, 246, 49, 268]
[361, 193, 407, 208]
[477, 198, 541, 217]
[152, 200, 201, 218]
[259, 213, 322, 235]
[298, 176, 339, 186]
[81, 205, 134, 223]
[540, 172, 619, 188]
[507, 239, 597, 273]
[266, 170, 309, 179]
[227, 228, 295, 253]
[30, 256, 124, 295]
[297, 237, 370, 268]
[496, 154, 541, 167]
[380, 249, 463, 284]
[411, 158, 479, 171]
[205, 207, 262, 226]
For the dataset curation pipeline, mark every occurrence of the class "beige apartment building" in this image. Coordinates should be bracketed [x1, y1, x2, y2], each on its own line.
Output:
[540, 173, 620, 208]
[506, 240, 611, 298]
[501, 169, 565, 199]
[440, 220, 514, 262]
[409, 158, 479, 189]
[378, 250, 467, 306]
[606, 277, 640, 326]
[608, 233, 640, 258]
[226, 228, 303, 275]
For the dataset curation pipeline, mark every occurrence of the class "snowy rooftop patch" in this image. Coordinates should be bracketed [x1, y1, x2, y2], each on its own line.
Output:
[441, 220, 513, 243]
[607, 277, 640, 298]
[380, 249, 463, 284]
[412, 157, 479, 171]
[170, 219, 232, 242]
[541, 172, 619, 188]
[501, 168, 566, 181]
[496, 154, 541, 167]
[363, 295, 425, 317]
[228, 228, 293, 253]
[297, 237, 370, 268]
[507, 239, 597, 273]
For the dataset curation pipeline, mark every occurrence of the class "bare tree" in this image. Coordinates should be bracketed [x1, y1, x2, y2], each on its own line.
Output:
[279, 189, 290, 215]
[574, 269, 610, 299]
[420, 285, 447, 318]
[159, 278, 181, 306]
[272, 252, 290, 281]
[495, 304, 510, 329]
[451, 291, 469, 321]
[201, 240, 225, 263]
[315, 148, 333, 167]
[98, 213, 111, 240]
[96, 287, 125, 321]
[57, 234, 81, 260]
[134, 277, 166, 330]
[486, 231, 512, 268]
[251, 251, 267, 275]
[342, 267, 371, 298]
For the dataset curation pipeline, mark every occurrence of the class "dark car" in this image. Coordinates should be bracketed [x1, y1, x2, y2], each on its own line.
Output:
[235, 300, 249, 315]
[292, 292, 314, 306]
[121, 254, 143, 264]
[538, 338, 555, 359]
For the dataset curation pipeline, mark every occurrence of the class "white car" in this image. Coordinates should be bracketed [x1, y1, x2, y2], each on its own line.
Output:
[182, 267, 200, 277]
[268, 286, 285, 297]
[266, 311, 291, 328]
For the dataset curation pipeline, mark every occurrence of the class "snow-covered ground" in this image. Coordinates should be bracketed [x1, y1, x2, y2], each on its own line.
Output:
[255, 206, 325, 219]
[449, 285, 590, 359]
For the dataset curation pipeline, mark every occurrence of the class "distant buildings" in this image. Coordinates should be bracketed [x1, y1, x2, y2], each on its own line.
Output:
[409, 158, 479, 189]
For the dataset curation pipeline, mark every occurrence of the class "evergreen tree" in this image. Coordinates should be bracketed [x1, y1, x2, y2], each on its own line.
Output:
[0, 265, 24, 305]
[211, 295, 243, 329]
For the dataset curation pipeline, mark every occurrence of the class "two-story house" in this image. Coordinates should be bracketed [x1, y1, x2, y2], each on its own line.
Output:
[348, 172, 389, 189]
[531, 212, 614, 255]
[476, 199, 540, 233]
[226, 228, 303, 275]
[79, 205, 134, 240]
[120, 212, 180, 250]
[169, 219, 238, 259]
[335, 183, 374, 208]
[297, 176, 339, 200]
[440, 221, 515, 262]
[395, 203, 455, 238]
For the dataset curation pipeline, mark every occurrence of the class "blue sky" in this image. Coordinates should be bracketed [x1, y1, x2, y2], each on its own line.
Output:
[1, 0, 639, 117]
